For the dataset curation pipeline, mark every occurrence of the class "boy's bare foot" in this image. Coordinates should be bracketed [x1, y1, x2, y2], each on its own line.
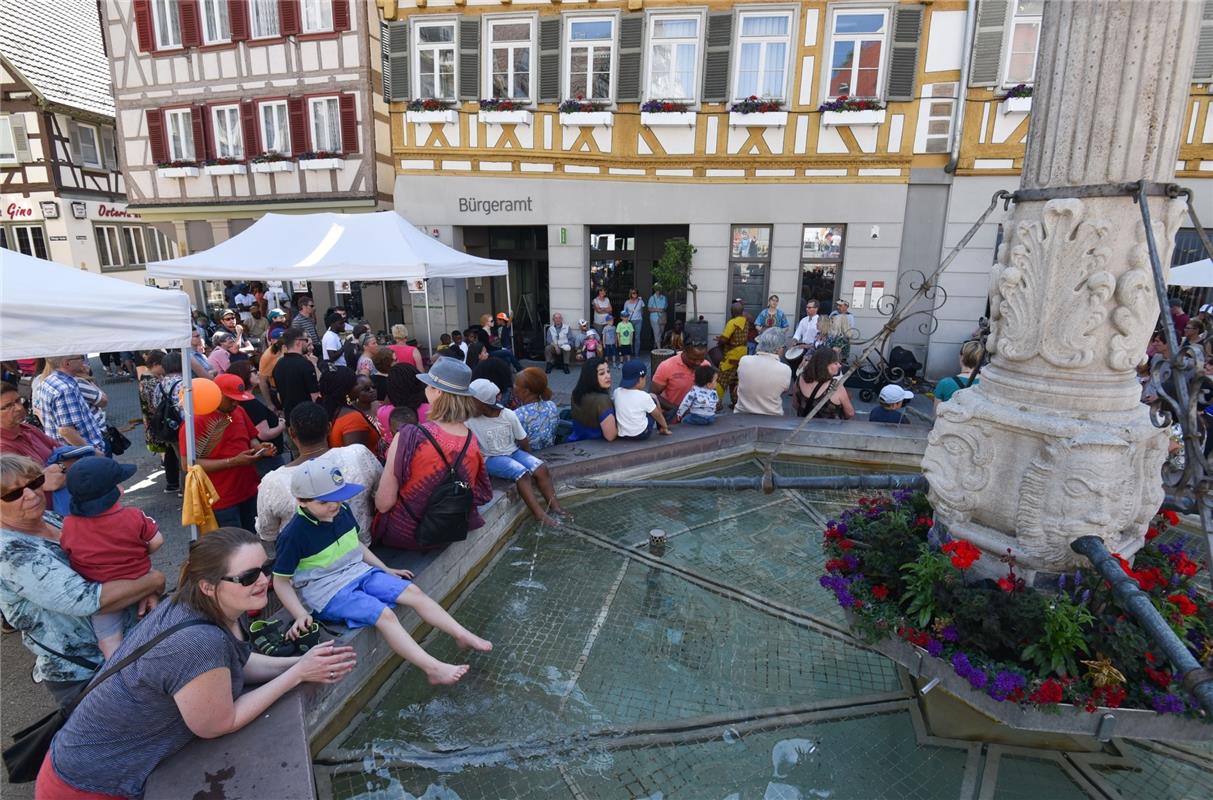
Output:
[539, 514, 562, 527]
[455, 632, 494, 652]
[426, 662, 470, 685]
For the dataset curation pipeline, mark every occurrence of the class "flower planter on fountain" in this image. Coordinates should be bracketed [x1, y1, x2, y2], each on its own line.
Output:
[820, 493, 1212, 741]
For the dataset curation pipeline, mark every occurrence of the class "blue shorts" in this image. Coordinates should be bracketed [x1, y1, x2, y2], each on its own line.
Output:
[318, 568, 411, 629]
[485, 448, 545, 482]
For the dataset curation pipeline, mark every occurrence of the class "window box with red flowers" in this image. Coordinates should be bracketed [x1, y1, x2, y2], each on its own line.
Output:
[559, 98, 613, 128]
[477, 98, 532, 126]
[641, 100, 695, 128]
[406, 99, 458, 125]
[819, 96, 887, 127]
[204, 157, 247, 176]
[297, 151, 344, 171]
[819, 494, 1211, 739]
[250, 152, 296, 174]
[728, 96, 787, 127]
[155, 160, 200, 178]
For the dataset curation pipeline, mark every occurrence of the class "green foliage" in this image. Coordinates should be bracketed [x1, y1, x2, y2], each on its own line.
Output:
[900, 545, 952, 628]
[652, 238, 697, 316]
[1021, 595, 1094, 678]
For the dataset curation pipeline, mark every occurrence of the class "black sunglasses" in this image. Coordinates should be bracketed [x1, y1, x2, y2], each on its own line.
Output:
[219, 562, 273, 586]
[1, 474, 45, 502]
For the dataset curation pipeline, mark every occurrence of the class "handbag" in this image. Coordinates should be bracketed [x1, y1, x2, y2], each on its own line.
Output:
[104, 424, 131, 456]
[372, 425, 473, 550]
[2, 618, 211, 783]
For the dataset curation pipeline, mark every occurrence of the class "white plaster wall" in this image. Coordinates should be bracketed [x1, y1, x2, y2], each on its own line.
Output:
[925, 11, 965, 73]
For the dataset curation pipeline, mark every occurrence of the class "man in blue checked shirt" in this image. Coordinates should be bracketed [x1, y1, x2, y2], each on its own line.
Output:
[33, 355, 107, 454]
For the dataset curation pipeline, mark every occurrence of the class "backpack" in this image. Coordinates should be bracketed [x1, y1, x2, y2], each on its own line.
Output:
[148, 378, 182, 444]
[373, 425, 474, 549]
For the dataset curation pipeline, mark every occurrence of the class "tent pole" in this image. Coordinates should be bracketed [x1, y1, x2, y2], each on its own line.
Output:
[505, 267, 513, 319]
[180, 347, 199, 542]
[381, 281, 389, 334]
[424, 279, 433, 359]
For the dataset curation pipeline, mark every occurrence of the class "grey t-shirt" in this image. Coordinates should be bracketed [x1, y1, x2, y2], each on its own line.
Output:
[50, 599, 250, 798]
[465, 409, 527, 457]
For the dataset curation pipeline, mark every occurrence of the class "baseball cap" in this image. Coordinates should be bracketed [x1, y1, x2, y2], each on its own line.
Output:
[215, 373, 255, 401]
[836, 298, 851, 307]
[878, 384, 914, 404]
[66, 456, 137, 517]
[496, 311, 510, 322]
[221, 308, 237, 318]
[1201, 304, 1213, 315]
[290, 456, 364, 502]
[468, 378, 502, 408]
[268, 327, 285, 341]
[586, 329, 598, 338]
[620, 360, 647, 389]
[578, 319, 588, 327]
[268, 308, 286, 320]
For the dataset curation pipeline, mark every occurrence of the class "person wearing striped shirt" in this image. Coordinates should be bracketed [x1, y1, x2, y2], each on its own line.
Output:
[32, 355, 106, 454]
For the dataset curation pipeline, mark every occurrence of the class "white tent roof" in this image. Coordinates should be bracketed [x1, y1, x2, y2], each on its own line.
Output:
[146, 211, 507, 281]
[0, 250, 192, 360]
[1168, 258, 1213, 287]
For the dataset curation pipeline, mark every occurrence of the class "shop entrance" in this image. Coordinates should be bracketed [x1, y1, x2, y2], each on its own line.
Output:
[462, 226, 549, 358]
[589, 225, 688, 350]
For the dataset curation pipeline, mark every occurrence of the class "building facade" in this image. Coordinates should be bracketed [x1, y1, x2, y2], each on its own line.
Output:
[0, 0, 170, 284]
[102, 0, 390, 311]
[377, 0, 1213, 370]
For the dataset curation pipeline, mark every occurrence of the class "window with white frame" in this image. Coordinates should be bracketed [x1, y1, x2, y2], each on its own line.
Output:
[153, 0, 181, 49]
[10, 225, 48, 259]
[734, 11, 793, 100]
[487, 18, 533, 100]
[144, 226, 173, 262]
[259, 101, 290, 154]
[414, 20, 457, 99]
[122, 226, 147, 266]
[0, 117, 15, 162]
[96, 225, 123, 270]
[165, 108, 194, 161]
[249, 0, 279, 39]
[826, 9, 888, 99]
[566, 16, 615, 100]
[211, 105, 243, 159]
[301, 0, 332, 33]
[646, 14, 701, 101]
[200, 0, 230, 44]
[76, 123, 102, 169]
[309, 97, 341, 152]
[1003, 0, 1043, 85]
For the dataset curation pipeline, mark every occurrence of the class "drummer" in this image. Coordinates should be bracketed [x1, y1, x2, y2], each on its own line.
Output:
[787, 299, 822, 375]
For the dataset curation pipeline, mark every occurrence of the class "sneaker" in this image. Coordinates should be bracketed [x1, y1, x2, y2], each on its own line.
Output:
[164, 485, 180, 493]
[563, 366, 570, 374]
[545, 364, 552, 374]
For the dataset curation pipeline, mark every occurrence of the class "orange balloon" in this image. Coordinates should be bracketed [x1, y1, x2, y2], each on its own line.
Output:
[178, 378, 222, 416]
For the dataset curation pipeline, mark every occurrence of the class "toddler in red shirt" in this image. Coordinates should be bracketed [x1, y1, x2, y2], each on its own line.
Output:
[60, 457, 164, 658]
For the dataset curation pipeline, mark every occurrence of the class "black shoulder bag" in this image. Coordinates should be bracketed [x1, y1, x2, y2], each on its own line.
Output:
[406, 425, 475, 548]
[3, 619, 211, 783]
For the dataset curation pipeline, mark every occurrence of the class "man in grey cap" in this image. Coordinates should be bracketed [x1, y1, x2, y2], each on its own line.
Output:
[544, 313, 572, 374]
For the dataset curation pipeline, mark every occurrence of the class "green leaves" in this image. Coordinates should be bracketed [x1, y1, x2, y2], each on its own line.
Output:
[900, 545, 952, 629]
[1021, 595, 1094, 678]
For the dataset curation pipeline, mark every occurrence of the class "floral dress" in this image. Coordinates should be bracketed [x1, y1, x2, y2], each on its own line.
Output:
[515, 400, 559, 450]
[138, 374, 166, 454]
[718, 314, 750, 392]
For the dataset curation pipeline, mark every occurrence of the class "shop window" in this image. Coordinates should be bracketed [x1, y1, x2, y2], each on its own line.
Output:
[646, 14, 701, 102]
[9, 224, 48, 259]
[414, 20, 457, 100]
[800, 225, 846, 312]
[733, 10, 793, 100]
[249, 0, 279, 38]
[165, 108, 194, 161]
[308, 97, 341, 152]
[826, 8, 888, 99]
[487, 18, 534, 100]
[1003, 0, 1043, 86]
[211, 105, 243, 159]
[258, 101, 290, 155]
[301, 0, 332, 34]
[153, 0, 182, 49]
[729, 225, 772, 314]
[96, 225, 124, 270]
[566, 16, 615, 101]
[201, 0, 230, 44]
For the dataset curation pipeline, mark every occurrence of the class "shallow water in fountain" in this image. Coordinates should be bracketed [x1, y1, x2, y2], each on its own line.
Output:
[321, 460, 1213, 800]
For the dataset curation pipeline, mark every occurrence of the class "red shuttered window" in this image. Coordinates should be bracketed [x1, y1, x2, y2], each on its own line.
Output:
[229, 0, 250, 41]
[190, 105, 210, 161]
[147, 109, 168, 163]
[240, 101, 260, 156]
[179, 0, 202, 48]
[288, 97, 309, 154]
[279, 0, 301, 37]
[133, 0, 156, 52]
[338, 94, 357, 154]
[332, 0, 350, 33]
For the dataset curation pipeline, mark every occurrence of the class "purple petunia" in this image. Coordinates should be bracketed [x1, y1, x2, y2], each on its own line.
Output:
[926, 639, 944, 658]
[941, 625, 960, 643]
[989, 671, 1026, 702]
[1158, 537, 1187, 557]
[1151, 693, 1187, 714]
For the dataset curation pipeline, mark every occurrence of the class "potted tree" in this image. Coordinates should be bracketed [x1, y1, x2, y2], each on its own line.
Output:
[652, 237, 707, 346]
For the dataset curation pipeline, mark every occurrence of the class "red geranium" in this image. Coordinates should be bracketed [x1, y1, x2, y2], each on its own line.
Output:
[1092, 685, 1126, 709]
[997, 575, 1017, 593]
[915, 516, 934, 529]
[871, 585, 890, 600]
[824, 559, 849, 573]
[1145, 526, 1161, 541]
[1144, 665, 1173, 689]
[1162, 509, 1180, 526]
[942, 539, 981, 570]
[837, 539, 855, 551]
[1029, 678, 1064, 705]
[1168, 593, 1198, 616]
[1170, 553, 1199, 577]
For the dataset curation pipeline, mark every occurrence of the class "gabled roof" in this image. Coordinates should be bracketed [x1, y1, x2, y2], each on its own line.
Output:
[0, 0, 114, 119]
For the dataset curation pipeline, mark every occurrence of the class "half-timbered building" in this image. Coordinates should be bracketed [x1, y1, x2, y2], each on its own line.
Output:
[0, 0, 173, 284]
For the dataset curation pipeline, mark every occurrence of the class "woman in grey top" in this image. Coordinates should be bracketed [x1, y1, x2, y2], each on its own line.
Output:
[41, 528, 357, 799]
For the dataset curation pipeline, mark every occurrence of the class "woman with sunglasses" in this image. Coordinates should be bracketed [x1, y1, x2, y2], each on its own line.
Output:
[0, 454, 166, 708]
[37, 527, 357, 799]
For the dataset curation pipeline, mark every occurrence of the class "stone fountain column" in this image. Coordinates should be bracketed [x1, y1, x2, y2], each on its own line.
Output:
[922, 0, 1202, 581]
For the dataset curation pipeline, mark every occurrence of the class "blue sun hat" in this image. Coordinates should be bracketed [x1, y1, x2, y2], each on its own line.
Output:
[416, 356, 474, 396]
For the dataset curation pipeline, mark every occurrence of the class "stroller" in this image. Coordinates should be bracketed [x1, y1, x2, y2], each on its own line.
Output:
[844, 345, 932, 403]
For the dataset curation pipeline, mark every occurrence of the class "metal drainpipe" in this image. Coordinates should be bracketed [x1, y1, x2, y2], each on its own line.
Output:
[945, 0, 979, 174]
[1070, 536, 1213, 717]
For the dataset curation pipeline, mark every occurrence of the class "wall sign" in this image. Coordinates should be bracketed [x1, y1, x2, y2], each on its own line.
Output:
[851, 280, 867, 309]
[870, 280, 885, 309]
[407, 279, 426, 294]
[40, 201, 59, 219]
[49, 235, 67, 241]
[4, 203, 33, 219]
[71, 201, 87, 219]
[96, 204, 140, 219]
[456, 197, 534, 216]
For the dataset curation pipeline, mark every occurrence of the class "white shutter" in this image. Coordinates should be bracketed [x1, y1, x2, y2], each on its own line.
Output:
[970, 0, 1010, 87]
[10, 114, 32, 162]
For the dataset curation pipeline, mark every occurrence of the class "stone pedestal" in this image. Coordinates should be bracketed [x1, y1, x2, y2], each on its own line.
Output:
[922, 0, 1201, 578]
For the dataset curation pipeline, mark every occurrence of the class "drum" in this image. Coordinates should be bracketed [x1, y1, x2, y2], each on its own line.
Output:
[784, 344, 807, 374]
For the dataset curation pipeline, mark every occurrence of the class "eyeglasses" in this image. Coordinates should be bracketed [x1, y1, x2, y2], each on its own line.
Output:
[1, 474, 46, 502]
[219, 562, 273, 586]
[1, 397, 26, 411]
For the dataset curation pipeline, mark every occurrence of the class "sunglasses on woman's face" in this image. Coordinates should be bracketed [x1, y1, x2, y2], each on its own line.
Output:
[219, 562, 273, 586]
[1, 474, 46, 502]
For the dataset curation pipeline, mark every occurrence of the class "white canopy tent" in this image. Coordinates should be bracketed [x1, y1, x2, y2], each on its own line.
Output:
[0, 250, 205, 537]
[146, 211, 509, 351]
[1168, 258, 1213, 288]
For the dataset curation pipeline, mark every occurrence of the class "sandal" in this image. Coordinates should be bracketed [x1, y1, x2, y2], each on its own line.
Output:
[249, 619, 294, 657]
[292, 622, 323, 653]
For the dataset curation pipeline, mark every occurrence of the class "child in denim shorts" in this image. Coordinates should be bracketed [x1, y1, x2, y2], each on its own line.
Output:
[272, 455, 491, 685]
[465, 379, 566, 526]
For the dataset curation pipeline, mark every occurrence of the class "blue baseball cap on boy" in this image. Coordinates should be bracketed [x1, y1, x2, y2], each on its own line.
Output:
[620, 360, 647, 389]
[291, 457, 364, 502]
[66, 456, 137, 517]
